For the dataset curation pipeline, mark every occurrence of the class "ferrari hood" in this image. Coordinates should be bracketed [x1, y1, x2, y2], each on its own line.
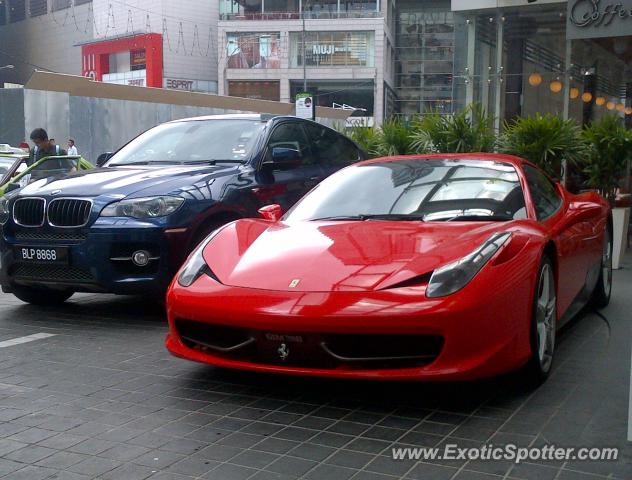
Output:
[203, 219, 514, 292]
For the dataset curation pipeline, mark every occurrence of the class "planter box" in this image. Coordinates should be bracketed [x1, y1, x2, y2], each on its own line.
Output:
[612, 207, 630, 270]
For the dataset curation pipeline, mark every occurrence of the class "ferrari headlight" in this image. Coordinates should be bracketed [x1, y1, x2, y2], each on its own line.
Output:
[0, 197, 10, 225]
[426, 232, 511, 298]
[101, 196, 184, 219]
[177, 227, 224, 287]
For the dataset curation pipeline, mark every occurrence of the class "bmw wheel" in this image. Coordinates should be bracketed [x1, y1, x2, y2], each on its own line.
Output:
[11, 285, 74, 306]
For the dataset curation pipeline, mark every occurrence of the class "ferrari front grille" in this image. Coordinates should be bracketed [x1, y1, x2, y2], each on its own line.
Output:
[175, 319, 444, 370]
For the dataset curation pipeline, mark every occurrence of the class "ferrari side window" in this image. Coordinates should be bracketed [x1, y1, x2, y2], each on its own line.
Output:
[523, 165, 562, 221]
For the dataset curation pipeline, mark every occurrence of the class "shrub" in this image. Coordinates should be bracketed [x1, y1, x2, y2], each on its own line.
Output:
[498, 113, 588, 179]
[410, 104, 496, 154]
[582, 115, 632, 206]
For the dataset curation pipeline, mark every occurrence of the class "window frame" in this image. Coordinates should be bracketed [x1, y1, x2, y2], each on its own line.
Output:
[523, 164, 563, 221]
[262, 120, 315, 170]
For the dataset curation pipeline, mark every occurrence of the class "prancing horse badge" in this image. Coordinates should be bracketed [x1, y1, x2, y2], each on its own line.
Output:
[289, 279, 300, 288]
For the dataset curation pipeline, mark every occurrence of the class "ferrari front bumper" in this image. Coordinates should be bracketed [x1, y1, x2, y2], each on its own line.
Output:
[166, 257, 537, 381]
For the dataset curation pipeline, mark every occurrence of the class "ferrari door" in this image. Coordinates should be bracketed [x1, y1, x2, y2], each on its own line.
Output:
[523, 165, 589, 316]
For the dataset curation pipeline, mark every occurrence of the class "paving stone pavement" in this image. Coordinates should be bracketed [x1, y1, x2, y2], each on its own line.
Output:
[0, 259, 631, 479]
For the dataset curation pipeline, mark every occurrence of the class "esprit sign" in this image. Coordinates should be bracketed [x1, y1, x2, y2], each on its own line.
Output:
[567, 0, 632, 39]
[165, 79, 195, 91]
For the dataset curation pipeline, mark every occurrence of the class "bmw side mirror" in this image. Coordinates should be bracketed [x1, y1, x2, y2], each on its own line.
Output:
[270, 147, 302, 169]
[96, 152, 114, 168]
[258, 204, 283, 222]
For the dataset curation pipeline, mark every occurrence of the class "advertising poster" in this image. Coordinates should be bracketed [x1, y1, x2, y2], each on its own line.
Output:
[226, 32, 281, 69]
[296, 93, 315, 120]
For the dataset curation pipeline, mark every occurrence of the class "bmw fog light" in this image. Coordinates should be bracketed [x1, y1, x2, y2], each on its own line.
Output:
[132, 250, 151, 267]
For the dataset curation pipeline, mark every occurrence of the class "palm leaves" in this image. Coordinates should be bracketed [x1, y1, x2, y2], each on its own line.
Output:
[581, 115, 632, 205]
[410, 104, 495, 154]
[497, 113, 588, 179]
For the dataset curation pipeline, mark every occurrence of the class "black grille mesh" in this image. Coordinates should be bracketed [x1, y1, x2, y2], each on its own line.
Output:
[13, 199, 45, 226]
[10, 264, 93, 283]
[14, 231, 87, 243]
[48, 199, 91, 227]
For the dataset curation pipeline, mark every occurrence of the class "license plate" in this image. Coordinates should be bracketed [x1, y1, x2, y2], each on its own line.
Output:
[14, 246, 69, 265]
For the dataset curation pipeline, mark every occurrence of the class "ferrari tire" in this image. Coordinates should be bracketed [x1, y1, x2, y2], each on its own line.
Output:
[523, 255, 556, 385]
[11, 285, 74, 305]
[589, 226, 612, 309]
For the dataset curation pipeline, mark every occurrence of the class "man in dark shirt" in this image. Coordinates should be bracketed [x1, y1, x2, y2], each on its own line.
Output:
[28, 128, 66, 166]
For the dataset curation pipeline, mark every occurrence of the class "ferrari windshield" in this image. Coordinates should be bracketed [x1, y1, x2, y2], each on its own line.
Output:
[107, 119, 266, 166]
[285, 159, 527, 222]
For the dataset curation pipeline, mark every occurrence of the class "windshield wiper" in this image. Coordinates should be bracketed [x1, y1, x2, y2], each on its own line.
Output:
[436, 214, 514, 222]
[311, 214, 425, 222]
[108, 160, 181, 166]
[181, 159, 245, 165]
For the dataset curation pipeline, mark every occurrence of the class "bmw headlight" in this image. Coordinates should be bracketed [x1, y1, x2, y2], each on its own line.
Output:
[101, 196, 184, 219]
[426, 232, 511, 298]
[0, 197, 10, 224]
[177, 227, 224, 287]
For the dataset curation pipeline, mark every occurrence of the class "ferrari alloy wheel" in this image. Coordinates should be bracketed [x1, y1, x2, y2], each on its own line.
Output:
[524, 256, 556, 384]
[11, 285, 74, 305]
[590, 227, 612, 308]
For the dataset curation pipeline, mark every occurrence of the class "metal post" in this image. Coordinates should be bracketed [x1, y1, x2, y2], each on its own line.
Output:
[302, 0, 308, 91]
[562, 40, 572, 185]
[493, 15, 504, 133]
[465, 17, 476, 107]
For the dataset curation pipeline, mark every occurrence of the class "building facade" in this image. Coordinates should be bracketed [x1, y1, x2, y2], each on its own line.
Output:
[0, 0, 219, 94]
[451, 0, 632, 127]
[217, 0, 395, 126]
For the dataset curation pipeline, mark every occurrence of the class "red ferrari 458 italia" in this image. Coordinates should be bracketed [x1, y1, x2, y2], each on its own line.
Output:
[166, 154, 612, 383]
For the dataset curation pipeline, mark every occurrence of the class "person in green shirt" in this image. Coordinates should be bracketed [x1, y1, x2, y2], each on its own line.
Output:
[28, 128, 67, 166]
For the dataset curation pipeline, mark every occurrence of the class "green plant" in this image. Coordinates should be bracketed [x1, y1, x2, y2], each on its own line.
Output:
[371, 117, 415, 157]
[410, 104, 496, 154]
[582, 115, 632, 206]
[498, 113, 588, 179]
[346, 125, 380, 156]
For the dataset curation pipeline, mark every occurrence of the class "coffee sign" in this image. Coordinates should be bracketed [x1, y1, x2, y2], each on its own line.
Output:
[567, 0, 632, 39]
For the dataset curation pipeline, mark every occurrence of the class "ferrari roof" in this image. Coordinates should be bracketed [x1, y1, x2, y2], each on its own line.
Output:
[362, 153, 528, 168]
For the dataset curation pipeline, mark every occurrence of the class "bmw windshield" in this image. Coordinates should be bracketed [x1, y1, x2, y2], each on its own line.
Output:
[107, 119, 266, 166]
[285, 159, 527, 222]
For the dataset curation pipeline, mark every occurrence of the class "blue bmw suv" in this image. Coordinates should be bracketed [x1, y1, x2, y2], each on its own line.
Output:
[0, 114, 365, 304]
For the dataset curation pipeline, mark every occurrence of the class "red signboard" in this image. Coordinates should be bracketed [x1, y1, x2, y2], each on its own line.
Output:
[81, 34, 162, 88]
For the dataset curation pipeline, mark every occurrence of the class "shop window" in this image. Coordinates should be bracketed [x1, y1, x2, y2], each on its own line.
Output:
[339, 0, 378, 14]
[303, 0, 338, 17]
[51, 0, 70, 11]
[0, 1, 6, 25]
[290, 80, 375, 116]
[226, 32, 281, 69]
[394, 5, 456, 116]
[74, 0, 92, 4]
[28, 0, 45, 17]
[290, 31, 375, 68]
[264, 0, 299, 13]
[228, 80, 281, 102]
[8, 0, 25, 22]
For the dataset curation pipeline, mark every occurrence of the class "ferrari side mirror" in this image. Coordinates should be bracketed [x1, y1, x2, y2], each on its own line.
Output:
[258, 204, 283, 222]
